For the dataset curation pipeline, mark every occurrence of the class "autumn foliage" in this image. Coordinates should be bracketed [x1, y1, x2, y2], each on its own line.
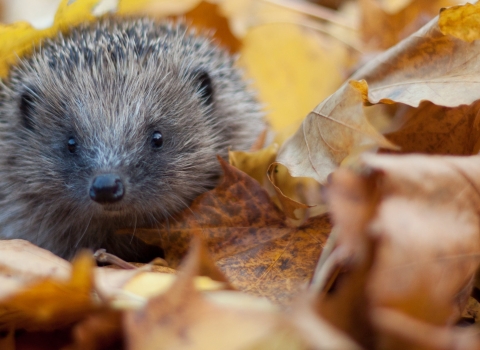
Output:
[1, 0, 480, 349]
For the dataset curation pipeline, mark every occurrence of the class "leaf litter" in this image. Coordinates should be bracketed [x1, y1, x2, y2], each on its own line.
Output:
[2, 0, 480, 349]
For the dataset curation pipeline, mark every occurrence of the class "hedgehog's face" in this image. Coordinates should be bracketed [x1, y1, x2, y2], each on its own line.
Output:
[2, 59, 223, 226]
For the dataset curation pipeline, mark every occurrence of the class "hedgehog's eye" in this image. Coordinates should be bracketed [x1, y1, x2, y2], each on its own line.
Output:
[194, 70, 214, 105]
[67, 137, 77, 153]
[151, 131, 163, 148]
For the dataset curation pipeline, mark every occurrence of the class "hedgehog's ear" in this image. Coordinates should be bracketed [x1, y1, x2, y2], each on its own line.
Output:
[193, 69, 214, 106]
[19, 87, 37, 131]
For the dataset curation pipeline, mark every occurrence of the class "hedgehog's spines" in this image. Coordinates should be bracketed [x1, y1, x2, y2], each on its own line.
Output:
[0, 17, 264, 261]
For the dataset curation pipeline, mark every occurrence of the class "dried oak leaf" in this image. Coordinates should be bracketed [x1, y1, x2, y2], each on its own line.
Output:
[120, 158, 330, 304]
[315, 153, 480, 349]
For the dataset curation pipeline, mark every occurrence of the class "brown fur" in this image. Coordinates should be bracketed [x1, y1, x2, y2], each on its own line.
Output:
[0, 18, 264, 260]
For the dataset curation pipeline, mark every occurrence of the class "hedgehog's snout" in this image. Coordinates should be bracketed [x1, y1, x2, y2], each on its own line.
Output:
[89, 174, 125, 204]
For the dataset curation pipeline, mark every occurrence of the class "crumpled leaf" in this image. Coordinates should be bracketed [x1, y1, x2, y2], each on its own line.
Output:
[64, 310, 123, 350]
[0, 240, 71, 300]
[385, 100, 480, 155]
[439, 1, 480, 42]
[371, 307, 480, 350]
[124, 237, 283, 350]
[0, 251, 98, 331]
[267, 162, 311, 220]
[229, 143, 278, 187]
[279, 2, 480, 184]
[354, 9, 480, 108]
[360, 0, 459, 50]
[315, 153, 480, 348]
[277, 80, 396, 184]
[119, 158, 330, 304]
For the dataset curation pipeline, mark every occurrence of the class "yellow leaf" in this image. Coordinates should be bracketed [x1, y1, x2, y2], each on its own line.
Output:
[229, 143, 278, 186]
[239, 23, 345, 140]
[53, 0, 98, 29]
[0, 251, 97, 331]
[117, 0, 201, 17]
[439, 2, 480, 42]
[277, 80, 396, 184]
[0, 0, 102, 79]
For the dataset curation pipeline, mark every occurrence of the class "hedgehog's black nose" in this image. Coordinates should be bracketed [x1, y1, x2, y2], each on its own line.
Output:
[89, 174, 124, 204]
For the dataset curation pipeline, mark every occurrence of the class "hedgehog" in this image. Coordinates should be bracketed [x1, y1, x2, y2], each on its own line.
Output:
[0, 17, 264, 261]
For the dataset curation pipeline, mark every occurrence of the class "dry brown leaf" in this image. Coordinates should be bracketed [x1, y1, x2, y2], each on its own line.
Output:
[360, 0, 459, 50]
[286, 290, 362, 350]
[371, 307, 480, 350]
[316, 153, 480, 348]
[279, 2, 480, 183]
[385, 101, 480, 155]
[64, 310, 123, 350]
[312, 165, 379, 348]
[0, 251, 98, 331]
[354, 8, 480, 108]
[15, 328, 72, 350]
[119, 158, 330, 303]
[276, 80, 396, 185]
[267, 162, 311, 220]
[124, 238, 282, 350]
[183, 1, 241, 53]
[0, 240, 71, 299]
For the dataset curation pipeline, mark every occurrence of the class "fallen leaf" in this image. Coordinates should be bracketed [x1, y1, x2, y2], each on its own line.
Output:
[354, 8, 480, 108]
[124, 237, 282, 350]
[371, 307, 480, 350]
[384, 101, 480, 155]
[119, 158, 330, 303]
[184, 1, 241, 53]
[286, 290, 362, 350]
[439, 1, 480, 42]
[316, 153, 480, 347]
[238, 17, 346, 140]
[64, 310, 123, 350]
[0, 251, 98, 331]
[0, 240, 71, 299]
[360, 0, 458, 50]
[267, 162, 311, 220]
[276, 80, 396, 184]
[229, 143, 278, 187]
[0, 0, 101, 78]
[117, 0, 200, 17]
